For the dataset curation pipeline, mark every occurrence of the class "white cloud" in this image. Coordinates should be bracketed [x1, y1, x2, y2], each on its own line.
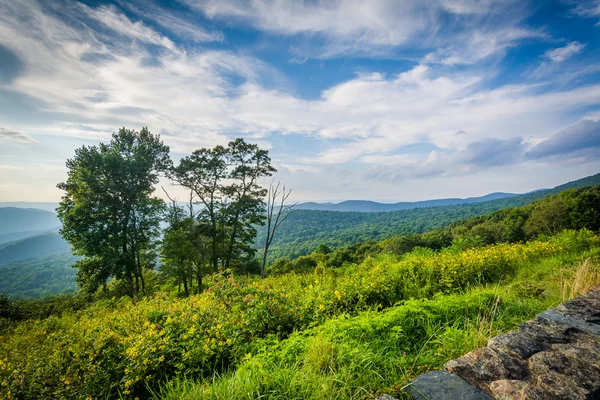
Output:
[572, 0, 600, 18]
[0, 128, 36, 143]
[425, 27, 544, 65]
[182, 0, 532, 59]
[544, 41, 585, 63]
[118, 1, 224, 43]
[1, 0, 600, 202]
[81, 4, 178, 51]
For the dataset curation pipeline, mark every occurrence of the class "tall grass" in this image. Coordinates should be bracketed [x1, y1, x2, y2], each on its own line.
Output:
[559, 257, 600, 301]
[0, 230, 598, 399]
[158, 243, 600, 399]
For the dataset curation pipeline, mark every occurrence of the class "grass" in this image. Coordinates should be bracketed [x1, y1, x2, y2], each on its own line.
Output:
[2, 231, 599, 399]
[156, 248, 600, 400]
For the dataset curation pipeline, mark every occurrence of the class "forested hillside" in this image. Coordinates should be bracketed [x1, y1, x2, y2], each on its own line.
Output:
[1, 176, 599, 399]
[0, 228, 58, 246]
[0, 207, 60, 234]
[260, 172, 600, 260]
[0, 254, 79, 299]
[0, 232, 71, 266]
[295, 192, 519, 212]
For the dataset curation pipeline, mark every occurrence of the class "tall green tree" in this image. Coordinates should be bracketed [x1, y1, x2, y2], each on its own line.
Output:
[57, 128, 170, 295]
[171, 146, 228, 271]
[160, 190, 211, 295]
[223, 139, 276, 269]
[171, 138, 275, 273]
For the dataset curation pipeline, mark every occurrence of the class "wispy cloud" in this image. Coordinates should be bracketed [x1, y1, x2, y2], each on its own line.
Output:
[81, 4, 178, 51]
[572, 0, 600, 17]
[117, 0, 224, 43]
[1, 0, 600, 201]
[0, 128, 36, 144]
[544, 41, 585, 63]
[182, 0, 534, 59]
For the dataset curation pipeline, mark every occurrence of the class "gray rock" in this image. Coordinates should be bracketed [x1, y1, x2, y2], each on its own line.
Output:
[405, 370, 493, 400]
[489, 379, 554, 400]
[487, 331, 545, 360]
[400, 286, 600, 399]
[537, 311, 600, 338]
[444, 346, 526, 391]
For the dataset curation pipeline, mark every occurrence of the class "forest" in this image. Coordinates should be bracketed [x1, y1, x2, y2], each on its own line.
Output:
[0, 127, 599, 399]
[258, 171, 600, 261]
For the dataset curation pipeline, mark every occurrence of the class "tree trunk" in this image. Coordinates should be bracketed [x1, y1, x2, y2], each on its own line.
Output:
[261, 246, 268, 279]
[181, 273, 189, 295]
[225, 220, 238, 270]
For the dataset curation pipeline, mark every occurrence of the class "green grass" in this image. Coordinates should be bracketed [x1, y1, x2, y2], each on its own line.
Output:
[1, 231, 599, 399]
[156, 247, 600, 400]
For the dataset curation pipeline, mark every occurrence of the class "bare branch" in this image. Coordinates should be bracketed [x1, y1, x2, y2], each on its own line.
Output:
[261, 181, 296, 278]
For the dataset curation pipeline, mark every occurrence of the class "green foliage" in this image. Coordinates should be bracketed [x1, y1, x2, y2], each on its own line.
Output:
[57, 127, 170, 295]
[168, 138, 275, 278]
[267, 185, 600, 276]
[0, 231, 597, 399]
[160, 214, 209, 295]
[257, 177, 600, 261]
[0, 253, 80, 299]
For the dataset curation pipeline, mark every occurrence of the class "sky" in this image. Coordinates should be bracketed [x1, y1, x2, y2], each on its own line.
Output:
[1, 0, 600, 203]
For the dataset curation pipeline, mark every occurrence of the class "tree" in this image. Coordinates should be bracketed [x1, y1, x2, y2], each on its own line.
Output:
[261, 182, 296, 278]
[160, 188, 211, 295]
[171, 138, 276, 273]
[524, 196, 569, 237]
[223, 139, 276, 270]
[57, 128, 170, 295]
[171, 146, 228, 272]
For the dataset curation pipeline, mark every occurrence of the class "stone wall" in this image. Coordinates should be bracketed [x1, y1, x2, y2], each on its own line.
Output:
[389, 285, 600, 399]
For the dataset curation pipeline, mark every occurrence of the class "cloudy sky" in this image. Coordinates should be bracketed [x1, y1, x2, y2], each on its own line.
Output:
[1, 0, 600, 203]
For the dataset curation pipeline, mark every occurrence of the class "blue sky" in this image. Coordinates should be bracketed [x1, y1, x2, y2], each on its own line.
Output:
[1, 0, 600, 202]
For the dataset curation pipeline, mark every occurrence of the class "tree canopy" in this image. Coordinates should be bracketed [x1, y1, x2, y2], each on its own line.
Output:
[57, 128, 170, 295]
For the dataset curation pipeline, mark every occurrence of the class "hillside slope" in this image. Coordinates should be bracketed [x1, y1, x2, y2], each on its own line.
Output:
[0, 207, 60, 234]
[296, 192, 519, 212]
[0, 253, 79, 298]
[0, 227, 59, 245]
[259, 172, 600, 259]
[0, 232, 71, 266]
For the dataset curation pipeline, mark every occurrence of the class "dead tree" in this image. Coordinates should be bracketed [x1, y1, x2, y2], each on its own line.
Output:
[261, 181, 297, 278]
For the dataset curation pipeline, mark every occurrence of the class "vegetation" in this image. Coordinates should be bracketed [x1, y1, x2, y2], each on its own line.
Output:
[163, 138, 276, 294]
[0, 232, 70, 266]
[0, 230, 598, 399]
[0, 254, 79, 299]
[1, 126, 599, 399]
[57, 128, 171, 296]
[258, 172, 600, 261]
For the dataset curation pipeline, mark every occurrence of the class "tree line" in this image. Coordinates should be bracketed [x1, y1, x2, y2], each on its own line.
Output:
[266, 185, 600, 276]
[57, 128, 292, 296]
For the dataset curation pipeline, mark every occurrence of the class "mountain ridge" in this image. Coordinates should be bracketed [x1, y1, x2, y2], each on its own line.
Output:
[295, 192, 520, 212]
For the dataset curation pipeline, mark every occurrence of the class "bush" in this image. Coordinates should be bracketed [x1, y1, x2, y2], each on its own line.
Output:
[0, 231, 596, 399]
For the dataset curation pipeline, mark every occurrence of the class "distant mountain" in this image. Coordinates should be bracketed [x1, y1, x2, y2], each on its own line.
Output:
[0, 207, 60, 235]
[0, 202, 60, 213]
[260, 171, 600, 260]
[0, 228, 58, 245]
[296, 192, 520, 212]
[0, 232, 71, 266]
